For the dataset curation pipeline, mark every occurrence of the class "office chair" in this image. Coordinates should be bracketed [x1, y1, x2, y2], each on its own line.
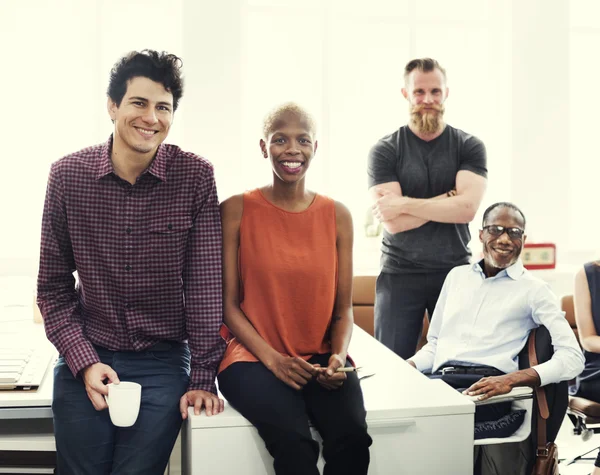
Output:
[473, 325, 567, 474]
[560, 294, 600, 466]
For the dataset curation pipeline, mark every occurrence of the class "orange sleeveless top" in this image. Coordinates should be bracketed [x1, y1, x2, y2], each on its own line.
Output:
[218, 188, 338, 373]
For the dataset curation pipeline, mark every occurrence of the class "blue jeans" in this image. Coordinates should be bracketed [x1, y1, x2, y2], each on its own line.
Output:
[52, 343, 190, 475]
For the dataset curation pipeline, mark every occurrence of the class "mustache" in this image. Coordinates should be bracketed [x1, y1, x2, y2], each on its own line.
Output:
[411, 104, 444, 114]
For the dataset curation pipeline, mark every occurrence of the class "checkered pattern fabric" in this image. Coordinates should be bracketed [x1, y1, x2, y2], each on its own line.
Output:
[37, 136, 225, 393]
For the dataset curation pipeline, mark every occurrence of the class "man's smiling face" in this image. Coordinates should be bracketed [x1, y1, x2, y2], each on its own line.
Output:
[108, 76, 174, 156]
[479, 206, 526, 276]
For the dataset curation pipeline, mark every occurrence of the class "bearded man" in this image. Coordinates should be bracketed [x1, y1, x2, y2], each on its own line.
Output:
[368, 58, 488, 360]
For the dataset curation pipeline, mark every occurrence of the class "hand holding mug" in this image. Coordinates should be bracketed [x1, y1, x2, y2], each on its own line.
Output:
[104, 382, 142, 427]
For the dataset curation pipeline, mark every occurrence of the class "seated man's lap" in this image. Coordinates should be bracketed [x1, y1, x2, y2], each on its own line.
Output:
[428, 373, 512, 423]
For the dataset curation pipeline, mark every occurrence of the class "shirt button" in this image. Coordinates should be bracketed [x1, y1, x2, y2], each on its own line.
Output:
[125, 303, 130, 309]
[167, 223, 173, 230]
[125, 264, 132, 271]
[126, 227, 132, 234]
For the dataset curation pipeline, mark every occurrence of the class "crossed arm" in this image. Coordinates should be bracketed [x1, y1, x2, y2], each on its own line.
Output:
[370, 170, 487, 234]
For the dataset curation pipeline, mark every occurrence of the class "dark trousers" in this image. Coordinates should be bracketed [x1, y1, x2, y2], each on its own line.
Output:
[466, 325, 570, 475]
[374, 270, 449, 359]
[52, 343, 190, 475]
[576, 378, 600, 400]
[217, 354, 372, 475]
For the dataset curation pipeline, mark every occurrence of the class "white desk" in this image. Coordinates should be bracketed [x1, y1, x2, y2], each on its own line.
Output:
[182, 326, 475, 475]
[0, 320, 56, 474]
[0, 322, 56, 453]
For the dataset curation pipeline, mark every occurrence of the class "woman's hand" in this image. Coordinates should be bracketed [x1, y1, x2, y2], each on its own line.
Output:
[315, 354, 347, 390]
[269, 355, 318, 390]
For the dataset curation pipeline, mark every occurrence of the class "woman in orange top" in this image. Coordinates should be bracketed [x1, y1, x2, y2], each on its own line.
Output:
[217, 103, 371, 475]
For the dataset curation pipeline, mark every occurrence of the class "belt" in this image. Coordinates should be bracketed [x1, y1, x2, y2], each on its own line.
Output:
[435, 366, 504, 376]
[147, 340, 183, 352]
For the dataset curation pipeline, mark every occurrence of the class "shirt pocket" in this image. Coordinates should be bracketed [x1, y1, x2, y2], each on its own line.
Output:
[146, 214, 193, 273]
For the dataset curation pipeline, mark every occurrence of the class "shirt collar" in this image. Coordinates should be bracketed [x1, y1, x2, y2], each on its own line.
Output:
[95, 135, 168, 182]
[95, 137, 114, 179]
[473, 258, 525, 281]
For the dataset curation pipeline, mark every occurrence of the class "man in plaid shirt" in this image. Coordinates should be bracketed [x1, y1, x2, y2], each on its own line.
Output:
[37, 50, 225, 474]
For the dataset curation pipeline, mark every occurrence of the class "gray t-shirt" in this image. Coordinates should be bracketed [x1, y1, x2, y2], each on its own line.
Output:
[367, 125, 487, 273]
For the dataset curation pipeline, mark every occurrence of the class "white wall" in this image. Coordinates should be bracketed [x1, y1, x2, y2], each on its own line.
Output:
[0, 0, 595, 283]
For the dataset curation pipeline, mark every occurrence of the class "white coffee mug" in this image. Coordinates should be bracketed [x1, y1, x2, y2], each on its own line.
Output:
[104, 382, 142, 427]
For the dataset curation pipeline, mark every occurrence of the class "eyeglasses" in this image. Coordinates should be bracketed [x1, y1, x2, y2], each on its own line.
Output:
[482, 225, 524, 240]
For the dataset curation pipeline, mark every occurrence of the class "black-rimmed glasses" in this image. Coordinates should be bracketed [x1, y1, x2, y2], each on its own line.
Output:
[482, 225, 524, 240]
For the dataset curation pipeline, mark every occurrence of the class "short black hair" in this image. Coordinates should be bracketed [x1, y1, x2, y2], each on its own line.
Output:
[482, 202, 526, 228]
[107, 50, 184, 111]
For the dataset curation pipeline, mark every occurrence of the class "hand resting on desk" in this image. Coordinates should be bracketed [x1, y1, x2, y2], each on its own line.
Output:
[462, 368, 540, 401]
[463, 386, 533, 406]
[180, 390, 225, 419]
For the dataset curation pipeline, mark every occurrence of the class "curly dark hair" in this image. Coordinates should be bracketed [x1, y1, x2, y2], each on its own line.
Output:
[107, 50, 184, 111]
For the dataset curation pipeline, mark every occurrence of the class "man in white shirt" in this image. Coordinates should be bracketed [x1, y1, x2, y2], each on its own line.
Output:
[409, 201, 583, 396]
[408, 201, 583, 473]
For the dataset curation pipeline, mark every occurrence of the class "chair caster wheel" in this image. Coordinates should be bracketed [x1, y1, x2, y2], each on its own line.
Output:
[582, 429, 593, 442]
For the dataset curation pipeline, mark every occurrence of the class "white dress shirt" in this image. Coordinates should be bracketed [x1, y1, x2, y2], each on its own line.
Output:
[410, 260, 584, 386]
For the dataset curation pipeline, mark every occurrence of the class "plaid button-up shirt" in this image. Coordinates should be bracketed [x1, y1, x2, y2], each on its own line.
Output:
[37, 136, 225, 393]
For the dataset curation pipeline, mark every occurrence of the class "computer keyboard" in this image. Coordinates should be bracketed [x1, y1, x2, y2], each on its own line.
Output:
[0, 346, 55, 390]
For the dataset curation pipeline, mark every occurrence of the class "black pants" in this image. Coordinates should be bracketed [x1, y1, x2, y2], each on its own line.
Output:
[575, 379, 600, 467]
[374, 270, 450, 359]
[218, 354, 372, 475]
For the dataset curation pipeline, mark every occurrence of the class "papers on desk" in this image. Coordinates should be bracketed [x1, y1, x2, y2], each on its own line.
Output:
[466, 386, 533, 406]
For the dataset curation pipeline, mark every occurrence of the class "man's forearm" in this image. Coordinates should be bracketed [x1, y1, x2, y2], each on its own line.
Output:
[184, 172, 226, 393]
[381, 191, 450, 233]
[506, 368, 541, 389]
[401, 195, 476, 224]
[38, 288, 100, 376]
[382, 214, 428, 234]
[38, 166, 100, 377]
